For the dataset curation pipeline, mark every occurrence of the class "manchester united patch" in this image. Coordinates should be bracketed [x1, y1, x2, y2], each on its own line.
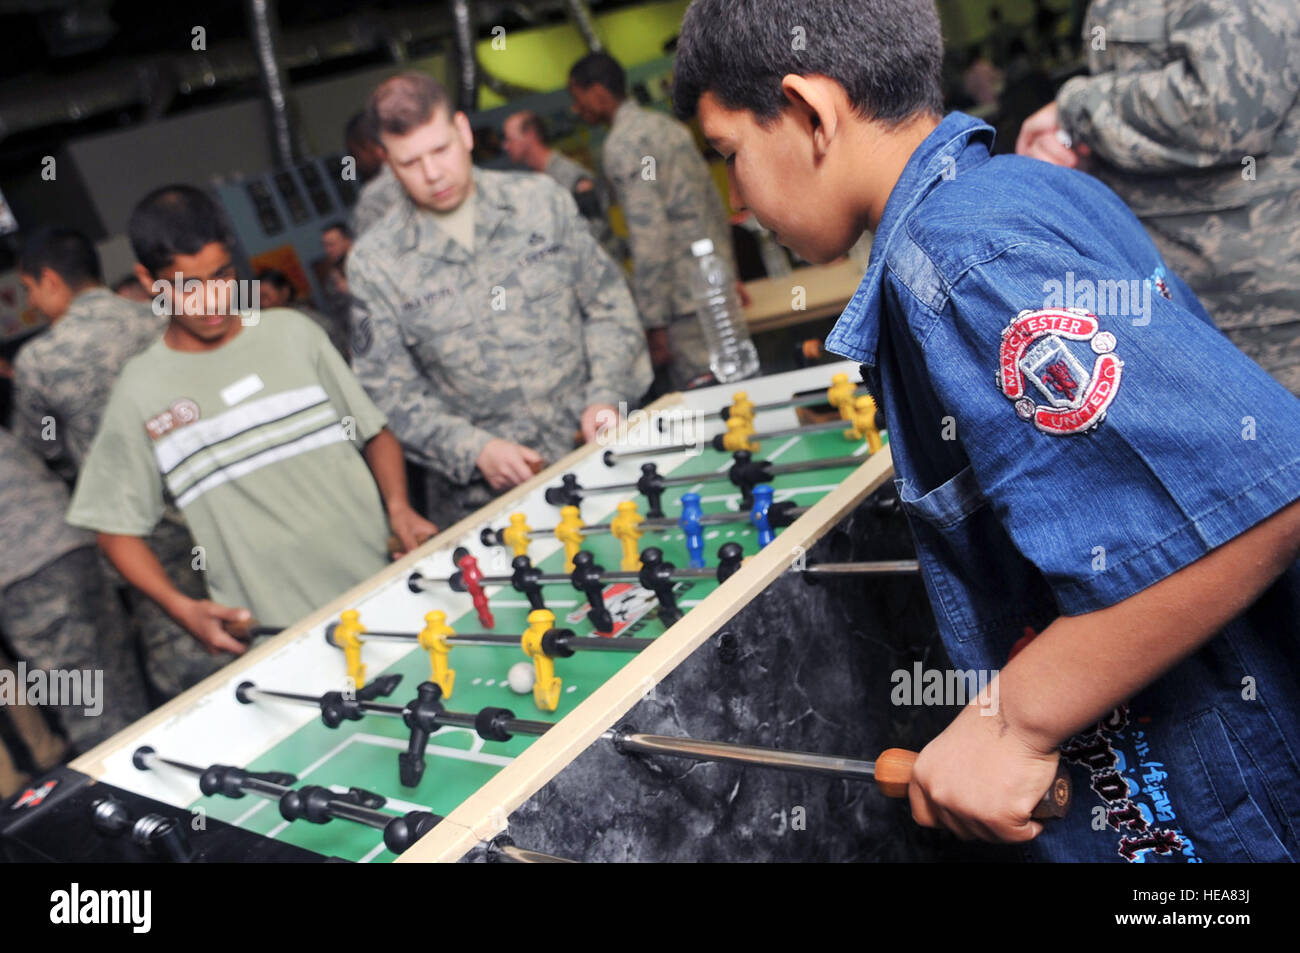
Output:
[996, 308, 1123, 436]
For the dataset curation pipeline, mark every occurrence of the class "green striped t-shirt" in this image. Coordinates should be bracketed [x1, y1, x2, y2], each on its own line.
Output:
[67, 309, 390, 626]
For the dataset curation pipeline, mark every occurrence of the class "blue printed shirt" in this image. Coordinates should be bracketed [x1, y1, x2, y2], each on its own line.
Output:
[827, 112, 1300, 863]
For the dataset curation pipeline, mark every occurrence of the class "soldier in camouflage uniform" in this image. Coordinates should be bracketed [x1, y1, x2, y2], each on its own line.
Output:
[0, 428, 148, 753]
[348, 73, 651, 528]
[502, 110, 627, 263]
[1017, 0, 1300, 395]
[344, 110, 407, 238]
[569, 53, 739, 391]
[351, 164, 406, 238]
[12, 227, 225, 700]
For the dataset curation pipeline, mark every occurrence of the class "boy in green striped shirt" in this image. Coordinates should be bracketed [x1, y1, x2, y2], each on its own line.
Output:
[68, 186, 436, 658]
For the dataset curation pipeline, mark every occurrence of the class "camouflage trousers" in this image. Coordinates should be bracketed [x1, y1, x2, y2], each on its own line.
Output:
[422, 470, 501, 533]
[114, 519, 233, 700]
[0, 647, 69, 798]
[1144, 193, 1300, 398]
[0, 547, 148, 754]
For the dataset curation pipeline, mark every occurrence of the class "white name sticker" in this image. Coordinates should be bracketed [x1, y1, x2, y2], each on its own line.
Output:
[220, 374, 265, 407]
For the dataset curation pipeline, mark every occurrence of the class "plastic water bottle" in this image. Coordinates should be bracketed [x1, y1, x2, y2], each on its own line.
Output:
[691, 238, 760, 383]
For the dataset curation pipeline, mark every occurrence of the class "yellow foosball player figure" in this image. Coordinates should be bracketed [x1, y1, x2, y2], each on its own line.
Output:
[417, 610, 456, 698]
[555, 505, 584, 573]
[501, 513, 532, 559]
[728, 391, 756, 424]
[828, 372, 858, 422]
[334, 609, 367, 689]
[610, 500, 645, 571]
[719, 415, 759, 453]
[521, 608, 562, 712]
[846, 394, 883, 453]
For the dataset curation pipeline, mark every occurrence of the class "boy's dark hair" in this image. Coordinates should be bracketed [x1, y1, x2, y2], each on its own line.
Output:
[673, 0, 945, 125]
[17, 226, 102, 287]
[322, 220, 352, 239]
[345, 110, 379, 148]
[569, 53, 627, 98]
[128, 185, 234, 277]
[255, 268, 295, 298]
[367, 71, 451, 137]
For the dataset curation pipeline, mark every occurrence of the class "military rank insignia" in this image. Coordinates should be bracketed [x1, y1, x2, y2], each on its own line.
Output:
[996, 308, 1123, 436]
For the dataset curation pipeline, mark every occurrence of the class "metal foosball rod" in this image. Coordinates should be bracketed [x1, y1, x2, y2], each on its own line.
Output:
[546, 448, 868, 515]
[409, 544, 740, 632]
[654, 372, 869, 427]
[131, 746, 570, 861]
[237, 679, 561, 784]
[481, 502, 809, 549]
[324, 622, 658, 655]
[408, 542, 918, 640]
[603, 727, 1072, 820]
[230, 684, 1073, 829]
[602, 415, 872, 466]
[800, 560, 921, 576]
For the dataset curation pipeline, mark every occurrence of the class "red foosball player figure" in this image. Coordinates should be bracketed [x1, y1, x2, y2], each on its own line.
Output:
[454, 548, 495, 629]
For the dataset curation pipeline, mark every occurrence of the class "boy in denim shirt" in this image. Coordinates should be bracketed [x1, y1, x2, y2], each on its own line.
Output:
[674, 0, 1300, 861]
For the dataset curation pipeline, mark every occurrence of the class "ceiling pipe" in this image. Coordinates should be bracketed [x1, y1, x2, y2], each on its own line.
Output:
[246, 0, 300, 168]
[0, 1, 557, 143]
[449, 0, 480, 113]
[563, 0, 603, 51]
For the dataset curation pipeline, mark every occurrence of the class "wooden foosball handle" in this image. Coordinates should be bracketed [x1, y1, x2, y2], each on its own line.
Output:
[875, 748, 1072, 819]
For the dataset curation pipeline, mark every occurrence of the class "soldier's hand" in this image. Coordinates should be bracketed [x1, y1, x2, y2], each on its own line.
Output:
[173, 598, 252, 656]
[388, 503, 438, 558]
[580, 403, 619, 443]
[646, 328, 673, 367]
[477, 439, 545, 491]
[1015, 103, 1078, 168]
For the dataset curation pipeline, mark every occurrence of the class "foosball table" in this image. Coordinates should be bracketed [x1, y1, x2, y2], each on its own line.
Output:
[3, 361, 1003, 864]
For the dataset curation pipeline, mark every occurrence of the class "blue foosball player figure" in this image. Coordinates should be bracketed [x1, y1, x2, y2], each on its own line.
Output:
[679, 492, 705, 568]
[750, 484, 774, 547]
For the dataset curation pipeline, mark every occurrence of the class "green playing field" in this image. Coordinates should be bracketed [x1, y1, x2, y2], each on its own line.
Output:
[190, 424, 880, 861]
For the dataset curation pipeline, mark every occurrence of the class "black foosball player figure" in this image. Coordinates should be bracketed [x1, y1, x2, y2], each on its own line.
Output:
[570, 551, 615, 633]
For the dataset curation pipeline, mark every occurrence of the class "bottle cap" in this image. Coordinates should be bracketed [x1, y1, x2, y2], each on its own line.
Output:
[691, 238, 715, 257]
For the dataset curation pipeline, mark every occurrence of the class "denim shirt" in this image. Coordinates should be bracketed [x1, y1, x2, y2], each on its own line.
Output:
[827, 112, 1300, 862]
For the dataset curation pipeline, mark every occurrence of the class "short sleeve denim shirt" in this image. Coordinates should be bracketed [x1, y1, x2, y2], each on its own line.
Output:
[827, 112, 1300, 862]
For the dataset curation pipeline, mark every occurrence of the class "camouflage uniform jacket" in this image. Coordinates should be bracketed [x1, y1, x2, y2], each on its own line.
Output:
[0, 427, 92, 589]
[600, 100, 735, 330]
[1056, 0, 1300, 373]
[543, 150, 625, 263]
[12, 287, 165, 477]
[347, 167, 652, 484]
[350, 163, 406, 237]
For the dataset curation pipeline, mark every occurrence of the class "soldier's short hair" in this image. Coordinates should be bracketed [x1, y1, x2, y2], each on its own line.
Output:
[17, 226, 102, 288]
[672, 0, 944, 125]
[367, 71, 452, 137]
[513, 111, 549, 145]
[345, 110, 379, 148]
[569, 53, 627, 98]
[128, 185, 234, 277]
[322, 220, 352, 239]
